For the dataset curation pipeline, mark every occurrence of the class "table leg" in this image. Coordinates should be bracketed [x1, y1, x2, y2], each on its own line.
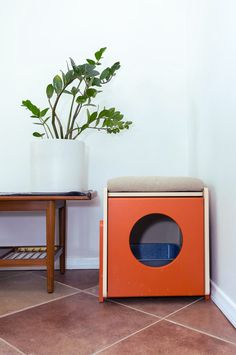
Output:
[59, 202, 66, 274]
[46, 201, 56, 293]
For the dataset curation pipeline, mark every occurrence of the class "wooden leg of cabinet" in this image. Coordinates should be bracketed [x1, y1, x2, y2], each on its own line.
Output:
[46, 201, 56, 293]
[59, 202, 66, 274]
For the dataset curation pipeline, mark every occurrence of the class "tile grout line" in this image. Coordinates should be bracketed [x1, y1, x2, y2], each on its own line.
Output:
[102, 297, 203, 321]
[93, 296, 236, 354]
[3, 275, 234, 349]
[92, 318, 163, 355]
[92, 297, 223, 354]
[0, 290, 81, 319]
[2, 275, 235, 350]
[35, 273, 84, 291]
[161, 297, 236, 346]
[161, 297, 203, 319]
[81, 290, 203, 321]
[107, 299, 161, 319]
[82, 289, 99, 297]
[0, 337, 26, 355]
[36, 274, 99, 293]
[84, 290, 235, 349]
[82, 285, 99, 292]
[165, 319, 236, 347]
[92, 298, 204, 354]
[53, 280, 83, 291]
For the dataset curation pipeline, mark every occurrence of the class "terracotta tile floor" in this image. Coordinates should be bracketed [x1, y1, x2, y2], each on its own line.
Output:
[0, 270, 235, 355]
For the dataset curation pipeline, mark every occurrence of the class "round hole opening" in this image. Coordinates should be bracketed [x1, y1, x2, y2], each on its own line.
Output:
[129, 213, 183, 267]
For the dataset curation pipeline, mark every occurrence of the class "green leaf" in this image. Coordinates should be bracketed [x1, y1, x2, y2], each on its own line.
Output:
[71, 87, 79, 96]
[85, 109, 98, 126]
[60, 70, 66, 85]
[97, 106, 132, 133]
[83, 103, 96, 107]
[91, 78, 102, 87]
[69, 57, 77, 70]
[40, 108, 49, 117]
[86, 109, 90, 120]
[76, 95, 87, 104]
[95, 118, 100, 127]
[53, 75, 63, 94]
[98, 109, 109, 118]
[102, 118, 109, 127]
[86, 88, 97, 98]
[46, 84, 54, 99]
[88, 111, 97, 123]
[65, 70, 75, 83]
[74, 65, 83, 76]
[117, 121, 124, 128]
[95, 47, 107, 61]
[86, 59, 96, 65]
[64, 90, 73, 95]
[79, 64, 99, 77]
[80, 123, 89, 132]
[112, 111, 123, 121]
[33, 132, 45, 138]
[100, 67, 111, 81]
[108, 107, 115, 116]
[22, 100, 40, 117]
[110, 62, 121, 75]
[89, 70, 100, 77]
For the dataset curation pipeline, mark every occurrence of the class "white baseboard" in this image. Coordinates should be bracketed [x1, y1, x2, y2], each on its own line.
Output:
[211, 280, 236, 328]
[66, 257, 99, 269]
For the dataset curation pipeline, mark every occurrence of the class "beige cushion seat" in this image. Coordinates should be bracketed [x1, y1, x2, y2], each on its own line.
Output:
[107, 176, 204, 192]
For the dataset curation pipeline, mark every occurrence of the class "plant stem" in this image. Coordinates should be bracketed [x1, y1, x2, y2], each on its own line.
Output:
[38, 118, 49, 138]
[69, 80, 88, 139]
[88, 126, 107, 130]
[44, 121, 54, 139]
[65, 80, 82, 139]
[51, 82, 71, 139]
[65, 96, 76, 139]
[72, 131, 81, 140]
[51, 97, 60, 138]
[72, 125, 107, 140]
[69, 103, 82, 139]
[55, 114, 64, 138]
[66, 126, 80, 138]
[48, 99, 61, 138]
[51, 100, 64, 138]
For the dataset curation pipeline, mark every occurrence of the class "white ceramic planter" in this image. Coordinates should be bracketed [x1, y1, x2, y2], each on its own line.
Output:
[30, 140, 86, 192]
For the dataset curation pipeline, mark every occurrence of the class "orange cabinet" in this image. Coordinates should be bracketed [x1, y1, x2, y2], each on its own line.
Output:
[99, 191, 209, 302]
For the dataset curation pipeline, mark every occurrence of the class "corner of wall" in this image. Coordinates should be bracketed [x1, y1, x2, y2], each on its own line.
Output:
[211, 280, 236, 328]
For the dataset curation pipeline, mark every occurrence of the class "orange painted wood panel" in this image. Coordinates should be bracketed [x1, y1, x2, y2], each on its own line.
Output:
[99, 220, 104, 302]
[107, 197, 205, 297]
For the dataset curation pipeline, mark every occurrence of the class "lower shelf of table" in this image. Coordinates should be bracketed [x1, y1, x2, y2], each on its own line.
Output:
[0, 246, 63, 266]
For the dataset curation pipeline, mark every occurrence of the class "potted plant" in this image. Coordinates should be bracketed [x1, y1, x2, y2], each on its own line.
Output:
[22, 47, 132, 192]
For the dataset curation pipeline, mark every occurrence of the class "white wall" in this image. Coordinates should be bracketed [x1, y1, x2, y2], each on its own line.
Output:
[0, 0, 189, 266]
[187, 0, 236, 326]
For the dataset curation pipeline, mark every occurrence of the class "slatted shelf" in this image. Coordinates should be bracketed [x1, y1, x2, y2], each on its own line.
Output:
[0, 246, 63, 266]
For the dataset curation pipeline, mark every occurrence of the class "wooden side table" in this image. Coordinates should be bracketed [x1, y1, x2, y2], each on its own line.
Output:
[0, 191, 96, 293]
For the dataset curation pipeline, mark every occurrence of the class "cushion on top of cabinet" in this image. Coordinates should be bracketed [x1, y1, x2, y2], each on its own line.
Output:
[107, 176, 204, 192]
